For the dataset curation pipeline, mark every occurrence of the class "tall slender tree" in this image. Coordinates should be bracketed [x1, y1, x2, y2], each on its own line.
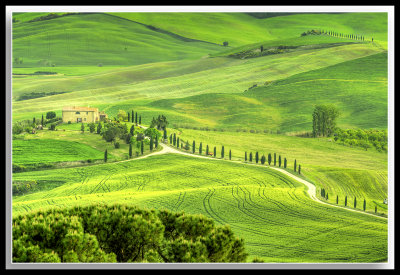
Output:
[173, 133, 176, 146]
[229, 149, 232, 160]
[274, 153, 276, 166]
[192, 140, 196, 154]
[199, 142, 203, 154]
[214, 147, 216, 158]
[278, 155, 281, 167]
[354, 197, 357, 208]
[221, 146, 224, 159]
[177, 137, 180, 148]
[206, 145, 209, 156]
[268, 153, 271, 165]
[104, 149, 108, 162]
[298, 164, 301, 174]
[131, 110, 134, 123]
[255, 152, 259, 164]
[245, 152, 247, 162]
[141, 141, 144, 155]
[363, 199, 366, 211]
[294, 159, 297, 172]
[249, 152, 253, 162]
[284, 158, 287, 168]
[129, 143, 132, 158]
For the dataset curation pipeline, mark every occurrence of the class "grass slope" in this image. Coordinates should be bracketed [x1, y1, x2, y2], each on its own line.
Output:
[12, 153, 387, 263]
[109, 12, 387, 48]
[12, 13, 223, 68]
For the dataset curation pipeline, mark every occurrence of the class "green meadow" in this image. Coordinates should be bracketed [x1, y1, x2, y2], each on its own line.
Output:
[10, 11, 389, 263]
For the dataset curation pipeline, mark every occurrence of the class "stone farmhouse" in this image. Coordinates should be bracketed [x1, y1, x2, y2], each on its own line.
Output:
[62, 106, 108, 123]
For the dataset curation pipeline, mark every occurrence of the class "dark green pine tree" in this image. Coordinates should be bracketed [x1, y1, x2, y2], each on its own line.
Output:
[128, 111, 130, 122]
[249, 152, 253, 162]
[192, 140, 196, 154]
[129, 143, 132, 158]
[255, 152, 259, 164]
[354, 197, 357, 208]
[229, 149, 232, 160]
[104, 149, 108, 162]
[261, 155, 265, 165]
[363, 199, 366, 211]
[221, 146, 224, 159]
[131, 110, 134, 123]
[169, 134, 172, 144]
[294, 159, 297, 172]
[214, 147, 216, 158]
[41, 114, 44, 126]
[177, 137, 180, 148]
[245, 152, 247, 162]
[206, 145, 209, 156]
[278, 155, 281, 167]
[298, 164, 301, 175]
[199, 142, 203, 154]
[274, 153, 276, 166]
[345, 195, 348, 206]
[141, 141, 144, 155]
[135, 112, 138, 125]
[139, 116, 142, 124]
[336, 195, 339, 204]
[268, 153, 271, 165]
[173, 133, 176, 146]
[284, 157, 287, 168]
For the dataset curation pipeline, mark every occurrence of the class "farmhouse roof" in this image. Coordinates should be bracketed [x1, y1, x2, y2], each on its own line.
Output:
[62, 106, 99, 112]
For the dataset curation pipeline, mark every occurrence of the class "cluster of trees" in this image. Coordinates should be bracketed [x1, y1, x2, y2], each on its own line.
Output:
[117, 109, 141, 125]
[333, 128, 387, 152]
[150, 115, 168, 131]
[12, 204, 248, 263]
[301, 29, 367, 41]
[312, 104, 340, 137]
[17, 91, 66, 101]
[246, 151, 301, 174]
[12, 112, 61, 136]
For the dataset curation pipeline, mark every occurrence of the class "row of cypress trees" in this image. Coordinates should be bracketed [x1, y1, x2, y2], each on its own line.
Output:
[166, 133, 301, 175]
[320, 188, 377, 213]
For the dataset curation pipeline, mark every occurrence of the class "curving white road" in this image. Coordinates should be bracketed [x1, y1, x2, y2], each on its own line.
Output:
[135, 141, 386, 220]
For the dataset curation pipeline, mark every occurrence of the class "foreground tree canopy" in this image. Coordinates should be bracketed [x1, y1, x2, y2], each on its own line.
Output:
[12, 204, 248, 263]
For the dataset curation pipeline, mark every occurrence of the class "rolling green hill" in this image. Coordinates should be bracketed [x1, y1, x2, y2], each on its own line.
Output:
[12, 153, 387, 263]
[12, 12, 223, 68]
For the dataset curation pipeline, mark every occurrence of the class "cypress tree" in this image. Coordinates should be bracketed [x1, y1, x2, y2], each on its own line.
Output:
[206, 145, 209, 156]
[139, 116, 141, 124]
[284, 158, 287, 168]
[375, 205, 377, 213]
[336, 195, 339, 204]
[135, 112, 138, 125]
[81, 123, 85, 133]
[326, 192, 328, 200]
[249, 152, 252, 162]
[214, 147, 216, 158]
[169, 134, 172, 144]
[278, 155, 281, 167]
[298, 165, 301, 174]
[363, 199, 366, 211]
[345, 195, 347, 206]
[41, 114, 44, 126]
[261, 155, 265, 165]
[128, 111, 130, 122]
[221, 146, 224, 159]
[255, 152, 259, 163]
[192, 140, 196, 154]
[268, 153, 271, 165]
[294, 159, 297, 172]
[104, 149, 108, 162]
[229, 149, 232, 160]
[130, 125, 135, 136]
[163, 129, 167, 141]
[97, 122, 102, 134]
[141, 141, 144, 155]
[129, 143, 132, 158]
[177, 137, 180, 148]
[173, 133, 176, 146]
[131, 110, 134, 123]
[245, 152, 247, 162]
[274, 153, 276, 166]
[199, 142, 203, 154]
[354, 197, 357, 208]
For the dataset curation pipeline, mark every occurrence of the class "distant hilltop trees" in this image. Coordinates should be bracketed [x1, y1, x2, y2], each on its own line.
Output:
[301, 29, 368, 41]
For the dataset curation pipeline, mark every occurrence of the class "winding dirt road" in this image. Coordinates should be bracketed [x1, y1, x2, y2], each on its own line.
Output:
[137, 141, 387, 220]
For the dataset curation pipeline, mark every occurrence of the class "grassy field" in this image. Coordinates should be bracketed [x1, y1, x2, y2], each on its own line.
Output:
[11, 153, 388, 263]
[10, 11, 389, 263]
